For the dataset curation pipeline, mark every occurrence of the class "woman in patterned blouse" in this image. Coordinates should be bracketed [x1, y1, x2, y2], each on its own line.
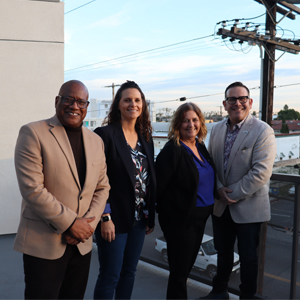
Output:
[93, 81, 156, 300]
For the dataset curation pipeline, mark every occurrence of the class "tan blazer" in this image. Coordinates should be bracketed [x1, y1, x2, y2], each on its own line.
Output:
[13, 115, 110, 259]
[208, 115, 276, 223]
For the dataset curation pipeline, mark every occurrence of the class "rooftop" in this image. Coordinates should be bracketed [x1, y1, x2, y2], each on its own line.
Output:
[0, 234, 239, 299]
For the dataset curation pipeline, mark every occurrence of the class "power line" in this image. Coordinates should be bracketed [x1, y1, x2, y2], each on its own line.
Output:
[65, 0, 97, 15]
[65, 39, 225, 75]
[274, 82, 300, 88]
[64, 34, 214, 73]
[152, 83, 300, 104]
[215, 12, 267, 26]
[83, 82, 300, 115]
[64, 24, 297, 75]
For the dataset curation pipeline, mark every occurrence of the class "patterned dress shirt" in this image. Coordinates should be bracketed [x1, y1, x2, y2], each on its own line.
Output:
[223, 116, 248, 173]
[127, 141, 150, 221]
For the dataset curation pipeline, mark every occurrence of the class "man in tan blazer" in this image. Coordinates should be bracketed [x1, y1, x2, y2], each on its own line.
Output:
[202, 82, 276, 299]
[14, 80, 110, 299]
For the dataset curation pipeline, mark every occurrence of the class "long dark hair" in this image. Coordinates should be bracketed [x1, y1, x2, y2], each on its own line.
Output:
[103, 81, 152, 141]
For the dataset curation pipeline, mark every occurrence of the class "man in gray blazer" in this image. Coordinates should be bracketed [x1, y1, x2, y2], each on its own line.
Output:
[202, 82, 276, 299]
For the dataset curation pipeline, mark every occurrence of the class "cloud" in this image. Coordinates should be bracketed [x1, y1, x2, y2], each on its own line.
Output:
[88, 11, 129, 28]
[64, 29, 73, 45]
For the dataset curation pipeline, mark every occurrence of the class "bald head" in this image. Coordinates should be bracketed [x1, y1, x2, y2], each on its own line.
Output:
[55, 80, 89, 128]
[59, 80, 89, 98]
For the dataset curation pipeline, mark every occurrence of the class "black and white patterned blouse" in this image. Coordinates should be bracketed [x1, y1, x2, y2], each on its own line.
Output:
[127, 141, 150, 221]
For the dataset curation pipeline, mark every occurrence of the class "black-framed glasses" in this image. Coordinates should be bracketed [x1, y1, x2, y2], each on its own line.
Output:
[225, 96, 249, 105]
[58, 95, 89, 109]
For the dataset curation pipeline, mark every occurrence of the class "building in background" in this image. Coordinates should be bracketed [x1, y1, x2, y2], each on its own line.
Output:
[84, 98, 156, 130]
[0, 0, 64, 234]
[152, 122, 300, 163]
[272, 120, 300, 134]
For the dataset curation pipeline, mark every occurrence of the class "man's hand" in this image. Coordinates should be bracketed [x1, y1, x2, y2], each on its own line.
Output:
[68, 216, 95, 243]
[63, 233, 80, 245]
[217, 187, 236, 205]
[101, 218, 115, 242]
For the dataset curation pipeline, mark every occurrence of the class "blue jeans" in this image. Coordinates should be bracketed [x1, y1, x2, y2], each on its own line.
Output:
[93, 219, 146, 300]
[212, 207, 262, 299]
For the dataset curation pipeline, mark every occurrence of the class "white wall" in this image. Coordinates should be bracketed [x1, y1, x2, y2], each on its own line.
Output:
[275, 135, 300, 161]
[0, 0, 64, 234]
[83, 118, 104, 131]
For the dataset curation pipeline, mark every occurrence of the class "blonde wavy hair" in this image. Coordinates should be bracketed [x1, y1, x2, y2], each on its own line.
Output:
[168, 102, 207, 146]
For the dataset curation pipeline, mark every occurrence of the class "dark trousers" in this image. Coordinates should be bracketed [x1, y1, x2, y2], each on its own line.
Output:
[23, 244, 91, 299]
[163, 205, 213, 300]
[212, 206, 262, 299]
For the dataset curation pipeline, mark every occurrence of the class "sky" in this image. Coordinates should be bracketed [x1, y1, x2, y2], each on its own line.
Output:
[63, 0, 300, 116]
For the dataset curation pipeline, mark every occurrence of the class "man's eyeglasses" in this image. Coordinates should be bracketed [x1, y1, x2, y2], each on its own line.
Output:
[225, 96, 249, 105]
[58, 96, 90, 109]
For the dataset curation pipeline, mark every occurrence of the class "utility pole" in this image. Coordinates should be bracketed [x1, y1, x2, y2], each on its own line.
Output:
[217, 1, 300, 297]
[217, 0, 300, 125]
[261, 0, 276, 125]
[104, 83, 121, 100]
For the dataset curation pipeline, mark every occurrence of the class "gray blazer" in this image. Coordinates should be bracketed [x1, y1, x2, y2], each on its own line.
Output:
[208, 114, 276, 223]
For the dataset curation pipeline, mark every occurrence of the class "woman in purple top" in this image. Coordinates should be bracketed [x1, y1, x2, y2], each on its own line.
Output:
[156, 102, 216, 300]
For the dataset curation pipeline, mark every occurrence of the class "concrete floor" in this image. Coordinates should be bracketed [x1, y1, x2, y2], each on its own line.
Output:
[0, 234, 238, 299]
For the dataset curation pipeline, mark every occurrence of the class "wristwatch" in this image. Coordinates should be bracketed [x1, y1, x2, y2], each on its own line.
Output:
[101, 215, 111, 222]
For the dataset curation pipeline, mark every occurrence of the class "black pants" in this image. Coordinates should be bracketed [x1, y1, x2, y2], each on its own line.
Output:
[212, 206, 262, 299]
[23, 244, 91, 299]
[163, 205, 213, 300]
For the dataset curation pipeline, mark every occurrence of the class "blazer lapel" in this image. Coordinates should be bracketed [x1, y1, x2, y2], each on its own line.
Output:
[138, 132, 153, 163]
[225, 115, 252, 178]
[82, 128, 92, 191]
[48, 115, 81, 189]
[138, 132, 156, 185]
[113, 124, 135, 188]
[216, 122, 227, 184]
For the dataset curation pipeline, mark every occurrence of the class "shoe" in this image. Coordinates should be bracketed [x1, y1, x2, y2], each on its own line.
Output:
[199, 291, 229, 299]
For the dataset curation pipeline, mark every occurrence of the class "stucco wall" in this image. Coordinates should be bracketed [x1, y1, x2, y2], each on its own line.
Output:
[0, 0, 64, 234]
[275, 135, 300, 161]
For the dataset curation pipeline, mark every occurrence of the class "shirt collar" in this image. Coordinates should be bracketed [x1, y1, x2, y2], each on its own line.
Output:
[180, 139, 198, 148]
[226, 114, 249, 130]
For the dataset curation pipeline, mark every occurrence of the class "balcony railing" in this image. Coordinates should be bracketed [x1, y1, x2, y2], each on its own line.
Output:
[270, 173, 300, 299]
[140, 172, 300, 299]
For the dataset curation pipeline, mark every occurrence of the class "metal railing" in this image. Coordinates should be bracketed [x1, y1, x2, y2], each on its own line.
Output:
[140, 172, 300, 299]
[271, 173, 300, 299]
